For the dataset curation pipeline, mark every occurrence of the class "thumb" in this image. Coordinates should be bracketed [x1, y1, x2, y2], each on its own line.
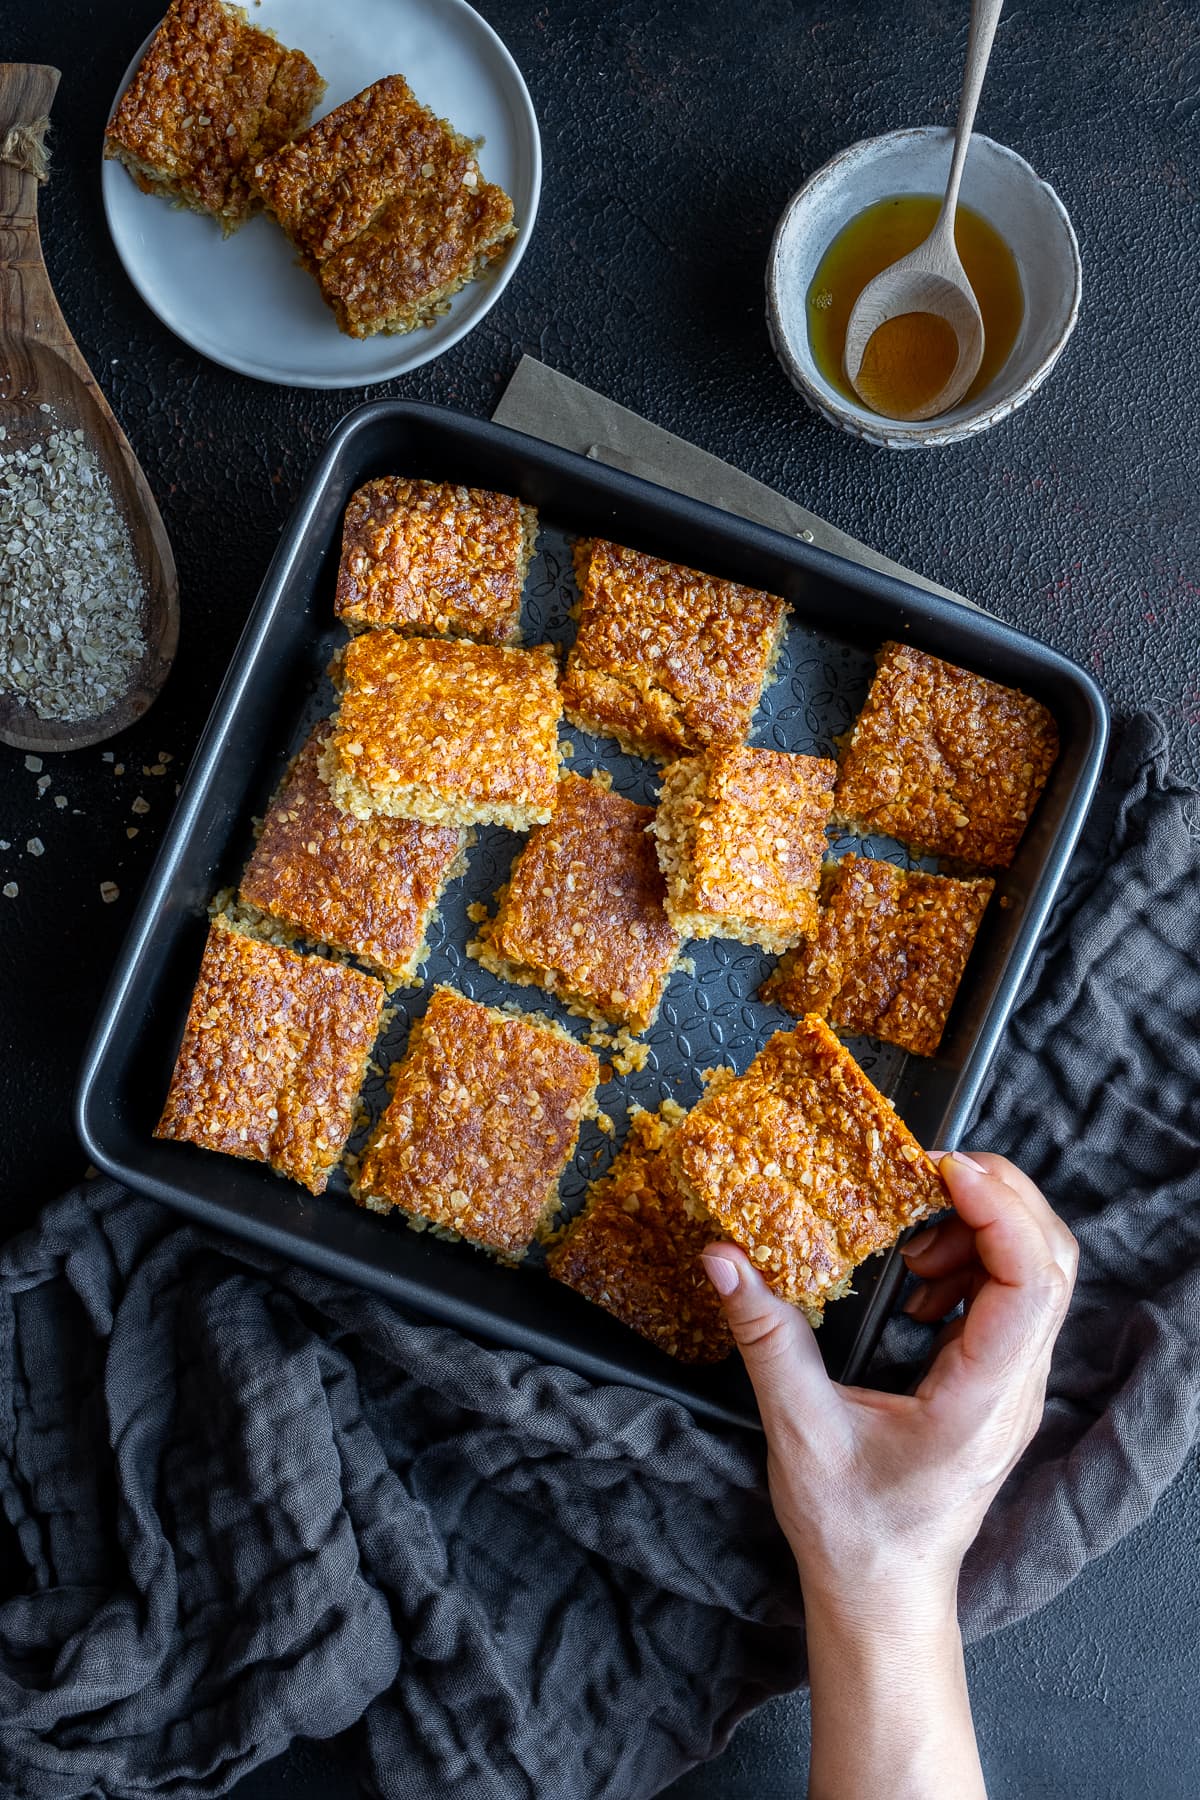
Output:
[701, 1242, 833, 1433]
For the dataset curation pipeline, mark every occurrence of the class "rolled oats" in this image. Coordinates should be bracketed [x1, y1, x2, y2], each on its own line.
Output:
[0, 428, 146, 722]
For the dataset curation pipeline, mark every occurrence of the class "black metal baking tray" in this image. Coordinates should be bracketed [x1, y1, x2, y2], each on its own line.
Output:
[75, 400, 1108, 1430]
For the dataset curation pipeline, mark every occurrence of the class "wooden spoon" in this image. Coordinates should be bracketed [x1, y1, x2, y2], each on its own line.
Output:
[0, 62, 178, 754]
[843, 0, 1005, 421]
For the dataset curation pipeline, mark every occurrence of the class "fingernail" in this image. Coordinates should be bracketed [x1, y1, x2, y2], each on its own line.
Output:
[701, 1253, 740, 1296]
[902, 1226, 937, 1259]
[950, 1150, 988, 1174]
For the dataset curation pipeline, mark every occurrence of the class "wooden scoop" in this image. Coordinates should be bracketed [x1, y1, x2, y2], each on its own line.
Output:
[842, 0, 1005, 421]
[0, 63, 178, 753]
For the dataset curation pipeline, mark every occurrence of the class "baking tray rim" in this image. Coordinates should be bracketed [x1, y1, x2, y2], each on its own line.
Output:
[73, 397, 1110, 1427]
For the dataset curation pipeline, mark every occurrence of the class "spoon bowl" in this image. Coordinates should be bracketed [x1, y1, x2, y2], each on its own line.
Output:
[843, 253, 984, 421]
[0, 63, 178, 754]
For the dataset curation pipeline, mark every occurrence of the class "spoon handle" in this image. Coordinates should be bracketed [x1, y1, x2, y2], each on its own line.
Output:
[0, 66, 68, 358]
[935, 0, 1004, 243]
[0, 62, 180, 756]
[0, 62, 59, 216]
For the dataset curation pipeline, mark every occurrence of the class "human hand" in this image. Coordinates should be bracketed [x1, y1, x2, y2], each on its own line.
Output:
[701, 1151, 1077, 1630]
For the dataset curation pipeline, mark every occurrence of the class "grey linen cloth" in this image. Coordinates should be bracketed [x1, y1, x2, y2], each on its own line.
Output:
[1, 376, 1197, 1798]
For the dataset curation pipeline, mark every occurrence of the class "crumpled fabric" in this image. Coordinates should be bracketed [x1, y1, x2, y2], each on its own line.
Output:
[0, 713, 1195, 1799]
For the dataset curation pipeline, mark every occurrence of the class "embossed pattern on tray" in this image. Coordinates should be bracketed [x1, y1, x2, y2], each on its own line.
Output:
[275, 523, 929, 1268]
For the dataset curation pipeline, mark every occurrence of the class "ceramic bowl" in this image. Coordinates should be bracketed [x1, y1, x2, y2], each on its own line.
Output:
[766, 127, 1082, 448]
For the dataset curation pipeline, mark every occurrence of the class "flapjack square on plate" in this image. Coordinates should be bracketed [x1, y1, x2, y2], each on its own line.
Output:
[104, 0, 324, 233]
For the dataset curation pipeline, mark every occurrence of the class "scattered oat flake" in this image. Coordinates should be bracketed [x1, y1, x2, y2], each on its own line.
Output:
[0, 429, 146, 722]
[114, 762, 125, 775]
[36, 773, 50, 793]
[2, 882, 17, 898]
[100, 881, 120, 903]
[131, 795, 150, 814]
[102, 751, 113, 762]
[54, 794, 66, 808]
[126, 826, 139, 839]
[26, 837, 44, 856]
[24, 754, 42, 771]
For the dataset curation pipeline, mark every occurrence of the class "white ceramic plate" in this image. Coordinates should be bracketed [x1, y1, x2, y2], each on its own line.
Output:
[101, 0, 541, 388]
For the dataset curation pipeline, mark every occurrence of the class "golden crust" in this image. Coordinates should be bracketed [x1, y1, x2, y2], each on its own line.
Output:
[666, 1016, 946, 1321]
[764, 856, 994, 1057]
[154, 916, 385, 1193]
[251, 75, 516, 337]
[561, 539, 789, 760]
[833, 642, 1059, 868]
[334, 478, 536, 643]
[239, 725, 465, 987]
[316, 188, 515, 339]
[473, 773, 682, 1033]
[320, 633, 562, 828]
[103, 0, 324, 231]
[250, 74, 437, 258]
[548, 1107, 732, 1364]
[652, 745, 836, 951]
[356, 986, 599, 1256]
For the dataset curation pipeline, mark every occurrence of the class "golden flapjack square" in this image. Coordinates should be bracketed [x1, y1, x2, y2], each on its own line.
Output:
[319, 633, 562, 829]
[833, 642, 1058, 867]
[252, 74, 516, 337]
[473, 774, 681, 1033]
[666, 1016, 946, 1322]
[239, 725, 466, 987]
[763, 856, 994, 1057]
[155, 916, 385, 1194]
[548, 1105, 732, 1364]
[334, 478, 536, 644]
[561, 539, 788, 760]
[104, 0, 324, 232]
[355, 986, 599, 1256]
[652, 745, 836, 952]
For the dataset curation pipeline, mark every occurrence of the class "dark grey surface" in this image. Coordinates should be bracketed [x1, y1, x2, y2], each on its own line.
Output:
[0, 0, 1196, 1795]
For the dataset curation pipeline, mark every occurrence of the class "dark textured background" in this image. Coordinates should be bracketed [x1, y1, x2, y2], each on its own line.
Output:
[0, 1, 1197, 1795]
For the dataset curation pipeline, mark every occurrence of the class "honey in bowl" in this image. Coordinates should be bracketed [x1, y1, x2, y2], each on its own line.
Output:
[807, 195, 1024, 419]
